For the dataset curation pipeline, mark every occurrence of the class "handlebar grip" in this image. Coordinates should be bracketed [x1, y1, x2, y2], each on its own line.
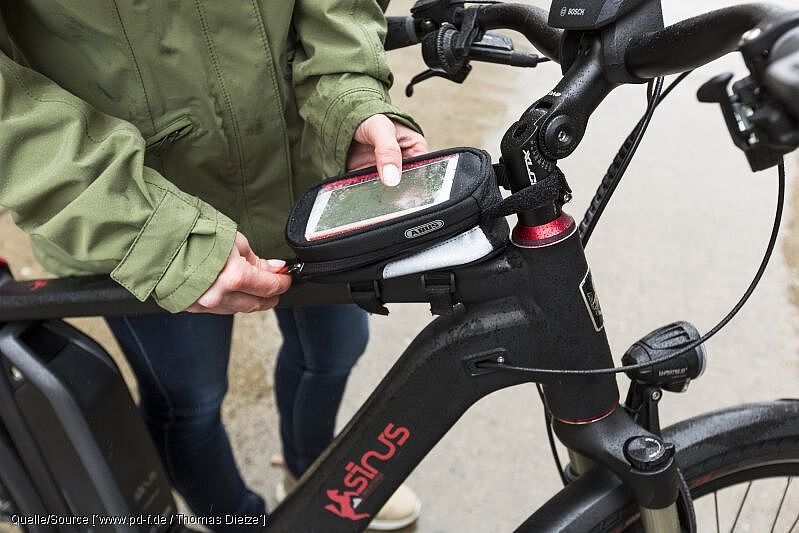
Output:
[385, 16, 420, 51]
[765, 27, 799, 120]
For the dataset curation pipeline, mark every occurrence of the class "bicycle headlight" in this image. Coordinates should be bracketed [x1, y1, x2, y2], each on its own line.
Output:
[622, 321, 707, 393]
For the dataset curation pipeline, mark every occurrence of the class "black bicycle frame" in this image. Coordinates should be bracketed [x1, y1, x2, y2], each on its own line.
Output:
[0, 221, 675, 532]
[0, 1, 794, 531]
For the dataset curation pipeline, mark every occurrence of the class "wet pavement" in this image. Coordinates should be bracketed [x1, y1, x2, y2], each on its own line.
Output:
[1, 1, 799, 531]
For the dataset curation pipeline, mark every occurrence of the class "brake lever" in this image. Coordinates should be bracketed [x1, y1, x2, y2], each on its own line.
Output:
[698, 73, 798, 172]
[405, 65, 472, 97]
[698, 17, 799, 172]
[406, 28, 546, 96]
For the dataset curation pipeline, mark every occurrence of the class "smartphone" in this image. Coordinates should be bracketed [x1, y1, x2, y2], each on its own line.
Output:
[305, 154, 459, 241]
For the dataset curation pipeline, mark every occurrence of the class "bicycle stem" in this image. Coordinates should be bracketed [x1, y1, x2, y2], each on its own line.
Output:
[499, 35, 617, 226]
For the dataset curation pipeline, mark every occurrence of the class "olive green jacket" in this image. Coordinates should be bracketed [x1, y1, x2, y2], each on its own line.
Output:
[0, 1, 418, 312]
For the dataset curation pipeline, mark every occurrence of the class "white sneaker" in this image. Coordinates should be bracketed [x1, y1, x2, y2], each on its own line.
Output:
[270, 455, 421, 531]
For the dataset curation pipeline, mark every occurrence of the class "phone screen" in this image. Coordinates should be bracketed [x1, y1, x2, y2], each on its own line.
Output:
[305, 154, 459, 241]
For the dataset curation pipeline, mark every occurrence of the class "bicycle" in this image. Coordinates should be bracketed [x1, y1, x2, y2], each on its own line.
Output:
[1, 0, 799, 531]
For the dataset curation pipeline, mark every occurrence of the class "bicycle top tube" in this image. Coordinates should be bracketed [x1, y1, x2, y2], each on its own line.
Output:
[0, 250, 525, 322]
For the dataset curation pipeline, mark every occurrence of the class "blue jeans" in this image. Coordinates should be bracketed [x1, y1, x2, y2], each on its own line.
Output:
[106, 305, 368, 531]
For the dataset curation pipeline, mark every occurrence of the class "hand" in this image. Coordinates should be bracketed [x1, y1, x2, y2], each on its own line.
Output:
[347, 114, 429, 186]
[186, 232, 291, 314]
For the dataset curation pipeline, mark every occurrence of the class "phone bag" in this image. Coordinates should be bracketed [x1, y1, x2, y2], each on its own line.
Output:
[285, 147, 509, 284]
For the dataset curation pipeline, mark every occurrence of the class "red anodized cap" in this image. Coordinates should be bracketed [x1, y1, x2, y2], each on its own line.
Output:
[511, 213, 577, 248]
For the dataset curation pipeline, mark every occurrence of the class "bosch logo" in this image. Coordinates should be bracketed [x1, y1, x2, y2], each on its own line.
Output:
[404, 220, 444, 239]
[561, 7, 586, 16]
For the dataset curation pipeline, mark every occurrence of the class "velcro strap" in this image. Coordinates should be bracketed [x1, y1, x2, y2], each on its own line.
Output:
[422, 272, 457, 316]
[493, 163, 510, 190]
[484, 170, 571, 220]
[349, 281, 389, 315]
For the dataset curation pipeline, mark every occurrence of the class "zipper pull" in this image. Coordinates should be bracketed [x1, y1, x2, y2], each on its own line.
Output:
[277, 261, 304, 276]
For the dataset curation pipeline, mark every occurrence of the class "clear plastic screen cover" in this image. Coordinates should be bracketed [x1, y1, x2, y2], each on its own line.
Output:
[305, 154, 459, 241]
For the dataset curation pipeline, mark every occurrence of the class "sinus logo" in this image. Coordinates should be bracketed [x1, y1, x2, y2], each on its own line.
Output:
[404, 220, 444, 239]
[324, 423, 411, 522]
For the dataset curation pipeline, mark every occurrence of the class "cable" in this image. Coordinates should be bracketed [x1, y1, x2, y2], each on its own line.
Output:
[579, 72, 693, 246]
[536, 383, 568, 486]
[659, 71, 693, 102]
[480, 159, 786, 379]
[579, 77, 664, 245]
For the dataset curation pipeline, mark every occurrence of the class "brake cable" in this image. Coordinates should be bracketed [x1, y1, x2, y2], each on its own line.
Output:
[580, 72, 693, 245]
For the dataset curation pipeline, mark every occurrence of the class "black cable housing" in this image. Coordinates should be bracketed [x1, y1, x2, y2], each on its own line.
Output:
[579, 72, 693, 246]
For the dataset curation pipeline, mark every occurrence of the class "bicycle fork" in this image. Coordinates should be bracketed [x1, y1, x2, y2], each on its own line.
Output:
[511, 211, 687, 533]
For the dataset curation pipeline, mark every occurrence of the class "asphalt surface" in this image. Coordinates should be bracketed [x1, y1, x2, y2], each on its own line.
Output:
[1, 1, 798, 532]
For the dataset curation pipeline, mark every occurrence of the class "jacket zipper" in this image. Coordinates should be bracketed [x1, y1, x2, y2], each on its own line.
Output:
[145, 116, 194, 155]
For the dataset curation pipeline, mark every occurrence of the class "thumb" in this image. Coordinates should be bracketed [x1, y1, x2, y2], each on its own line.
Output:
[364, 116, 403, 186]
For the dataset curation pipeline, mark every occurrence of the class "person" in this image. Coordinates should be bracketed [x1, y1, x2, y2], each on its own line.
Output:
[0, 2, 427, 531]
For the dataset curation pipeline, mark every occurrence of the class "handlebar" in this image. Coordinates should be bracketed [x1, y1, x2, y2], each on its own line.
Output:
[475, 4, 563, 62]
[385, 16, 421, 51]
[387, 2, 796, 85]
[625, 3, 787, 78]
[385, 4, 562, 62]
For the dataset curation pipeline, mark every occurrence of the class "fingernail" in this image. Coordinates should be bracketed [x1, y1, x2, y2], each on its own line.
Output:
[382, 164, 401, 187]
[267, 259, 286, 269]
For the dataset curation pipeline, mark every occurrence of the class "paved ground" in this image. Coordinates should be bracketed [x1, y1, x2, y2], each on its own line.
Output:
[1, 1, 798, 531]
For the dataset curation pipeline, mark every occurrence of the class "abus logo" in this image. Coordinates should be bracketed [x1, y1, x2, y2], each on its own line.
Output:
[404, 220, 444, 239]
[324, 423, 411, 521]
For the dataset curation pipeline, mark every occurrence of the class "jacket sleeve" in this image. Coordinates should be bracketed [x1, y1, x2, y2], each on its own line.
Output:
[0, 34, 236, 313]
[292, 0, 423, 172]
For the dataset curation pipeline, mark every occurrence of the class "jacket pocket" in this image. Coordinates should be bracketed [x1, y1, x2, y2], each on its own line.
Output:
[145, 116, 194, 156]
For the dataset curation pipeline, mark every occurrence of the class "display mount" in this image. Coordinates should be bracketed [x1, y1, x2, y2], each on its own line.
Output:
[548, 0, 652, 30]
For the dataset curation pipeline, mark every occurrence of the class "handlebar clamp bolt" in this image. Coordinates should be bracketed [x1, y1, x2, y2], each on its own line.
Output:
[542, 115, 579, 159]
